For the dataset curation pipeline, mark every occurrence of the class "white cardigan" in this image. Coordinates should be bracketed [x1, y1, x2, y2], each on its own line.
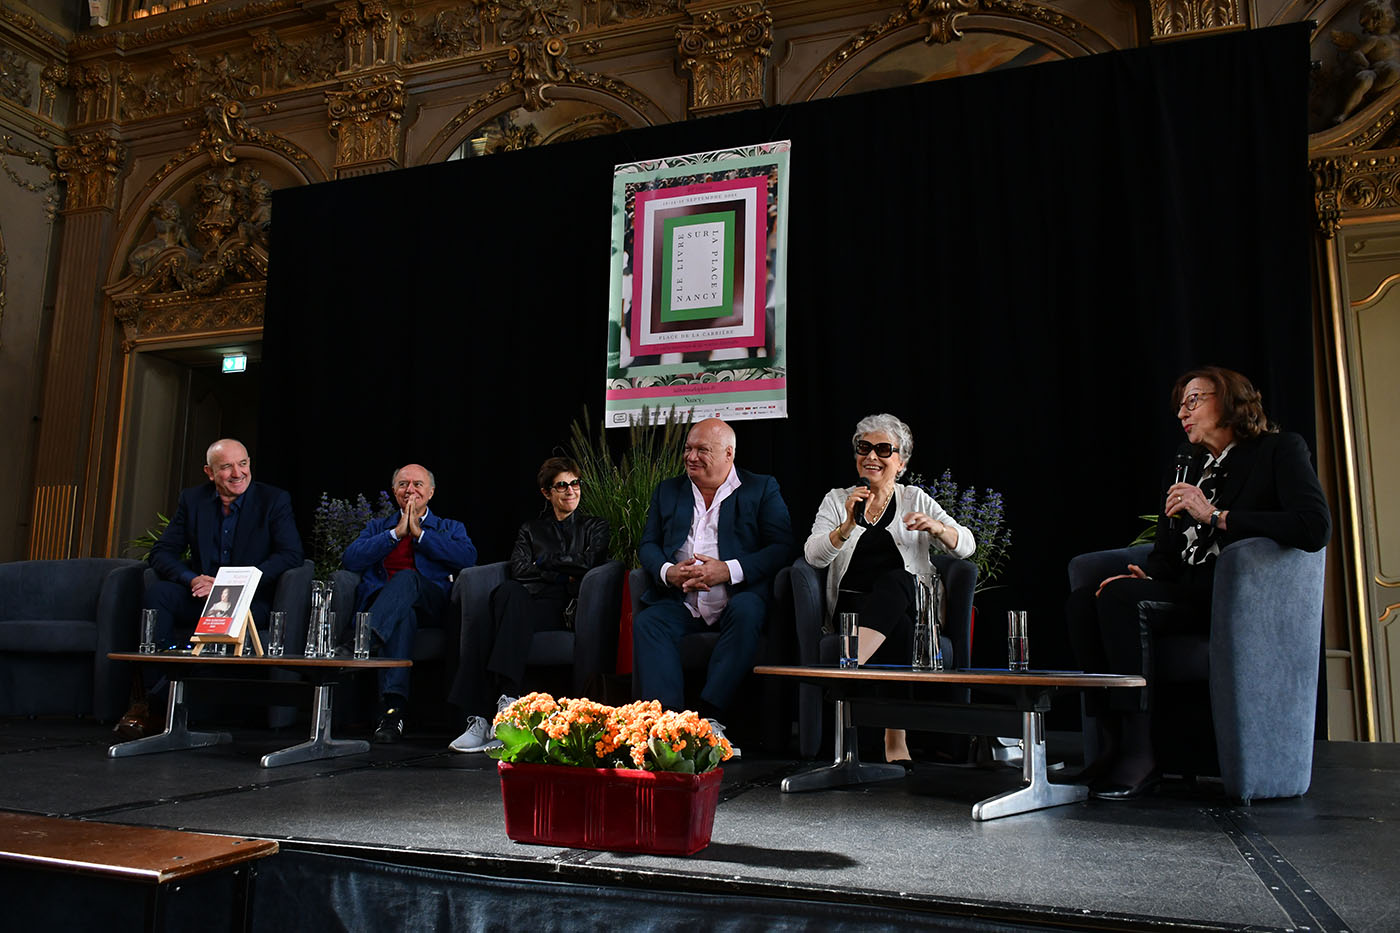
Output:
[802, 483, 975, 620]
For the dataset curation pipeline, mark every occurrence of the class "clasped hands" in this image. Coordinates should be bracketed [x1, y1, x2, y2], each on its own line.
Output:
[394, 494, 427, 540]
[666, 554, 730, 593]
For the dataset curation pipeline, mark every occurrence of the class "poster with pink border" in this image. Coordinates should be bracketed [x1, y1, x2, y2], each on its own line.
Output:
[605, 141, 790, 427]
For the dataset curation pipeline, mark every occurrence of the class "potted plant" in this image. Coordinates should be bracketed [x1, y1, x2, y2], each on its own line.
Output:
[489, 693, 731, 855]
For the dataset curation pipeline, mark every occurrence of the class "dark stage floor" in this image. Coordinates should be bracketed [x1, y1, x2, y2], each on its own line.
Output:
[1, 716, 1394, 932]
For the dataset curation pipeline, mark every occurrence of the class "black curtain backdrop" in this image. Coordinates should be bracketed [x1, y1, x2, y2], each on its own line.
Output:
[263, 25, 1313, 667]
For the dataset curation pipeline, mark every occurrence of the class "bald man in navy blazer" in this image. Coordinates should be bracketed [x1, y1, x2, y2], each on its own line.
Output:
[118, 438, 303, 737]
[633, 418, 794, 723]
[143, 438, 304, 646]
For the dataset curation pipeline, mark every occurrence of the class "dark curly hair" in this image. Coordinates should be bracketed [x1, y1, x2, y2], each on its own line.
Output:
[537, 456, 580, 490]
[1171, 366, 1276, 440]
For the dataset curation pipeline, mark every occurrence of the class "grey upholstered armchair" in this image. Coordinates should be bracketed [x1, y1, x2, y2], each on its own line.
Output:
[789, 554, 978, 758]
[0, 558, 146, 721]
[451, 560, 624, 702]
[1067, 537, 1327, 803]
[329, 566, 463, 699]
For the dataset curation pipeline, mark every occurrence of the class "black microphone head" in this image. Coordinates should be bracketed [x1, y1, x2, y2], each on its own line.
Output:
[1174, 450, 1194, 466]
[855, 477, 871, 489]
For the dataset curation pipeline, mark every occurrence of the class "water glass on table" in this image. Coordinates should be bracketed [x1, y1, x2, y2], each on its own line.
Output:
[838, 612, 860, 669]
[1007, 610, 1029, 671]
[139, 608, 158, 654]
[266, 611, 286, 657]
[354, 611, 372, 660]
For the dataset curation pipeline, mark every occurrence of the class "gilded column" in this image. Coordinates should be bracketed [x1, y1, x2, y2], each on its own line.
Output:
[29, 130, 125, 559]
[327, 74, 407, 176]
[677, 1, 773, 117]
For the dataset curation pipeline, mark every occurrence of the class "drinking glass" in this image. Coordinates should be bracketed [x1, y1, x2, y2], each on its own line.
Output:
[354, 611, 372, 660]
[838, 612, 860, 669]
[1007, 610, 1029, 671]
[139, 608, 158, 654]
[266, 611, 286, 657]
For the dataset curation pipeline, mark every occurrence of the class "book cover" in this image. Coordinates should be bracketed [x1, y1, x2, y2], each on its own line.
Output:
[194, 566, 263, 639]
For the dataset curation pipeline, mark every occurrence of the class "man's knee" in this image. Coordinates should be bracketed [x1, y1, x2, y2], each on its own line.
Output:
[720, 592, 767, 635]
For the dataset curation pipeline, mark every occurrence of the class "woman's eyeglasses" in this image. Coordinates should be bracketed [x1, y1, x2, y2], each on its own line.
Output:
[549, 479, 582, 492]
[853, 441, 899, 458]
[1179, 391, 1215, 412]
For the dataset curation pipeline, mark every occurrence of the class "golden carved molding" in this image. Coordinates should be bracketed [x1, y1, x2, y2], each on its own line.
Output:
[1147, 0, 1245, 39]
[1, 45, 36, 110]
[55, 130, 125, 211]
[68, 0, 303, 54]
[815, 0, 1081, 85]
[0, 132, 61, 222]
[327, 73, 406, 170]
[1310, 150, 1400, 239]
[677, 3, 773, 115]
[0, 5, 68, 58]
[111, 282, 266, 351]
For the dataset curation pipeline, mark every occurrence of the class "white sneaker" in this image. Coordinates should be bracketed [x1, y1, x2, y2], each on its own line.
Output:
[449, 715, 501, 753]
[707, 718, 741, 760]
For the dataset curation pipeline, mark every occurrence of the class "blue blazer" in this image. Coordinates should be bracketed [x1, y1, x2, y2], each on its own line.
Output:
[342, 510, 478, 609]
[638, 468, 794, 607]
[149, 481, 305, 591]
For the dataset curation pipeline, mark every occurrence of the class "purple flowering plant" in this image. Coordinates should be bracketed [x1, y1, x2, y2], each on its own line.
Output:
[310, 490, 395, 579]
[912, 469, 1012, 591]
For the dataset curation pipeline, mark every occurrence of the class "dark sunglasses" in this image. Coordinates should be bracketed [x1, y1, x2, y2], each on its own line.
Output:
[854, 440, 899, 458]
[549, 479, 582, 492]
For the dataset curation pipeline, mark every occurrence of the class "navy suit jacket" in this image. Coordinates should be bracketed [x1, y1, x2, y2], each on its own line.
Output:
[149, 481, 305, 593]
[1146, 431, 1331, 583]
[638, 468, 794, 607]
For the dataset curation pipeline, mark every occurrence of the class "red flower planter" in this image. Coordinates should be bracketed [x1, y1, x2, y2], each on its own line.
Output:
[498, 761, 722, 855]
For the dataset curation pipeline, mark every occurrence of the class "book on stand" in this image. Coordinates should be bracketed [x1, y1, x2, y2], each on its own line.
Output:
[192, 566, 263, 654]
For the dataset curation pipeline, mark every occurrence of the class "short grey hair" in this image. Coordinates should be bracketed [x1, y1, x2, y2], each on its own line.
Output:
[852, 413, 913, 479]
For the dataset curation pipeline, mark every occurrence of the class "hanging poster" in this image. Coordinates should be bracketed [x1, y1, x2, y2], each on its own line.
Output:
[606, 141, 790, 426]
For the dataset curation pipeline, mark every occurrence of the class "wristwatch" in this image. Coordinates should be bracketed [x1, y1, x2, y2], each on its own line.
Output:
[1209, 509, 1221, 529]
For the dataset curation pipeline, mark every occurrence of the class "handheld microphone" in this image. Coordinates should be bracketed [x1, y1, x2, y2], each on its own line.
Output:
[854, 477, 871, 522]
[1169, 450, 1193, 531]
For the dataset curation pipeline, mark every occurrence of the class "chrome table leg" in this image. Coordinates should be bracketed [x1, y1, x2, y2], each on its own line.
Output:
[108, 680, 231, 758]
[781, 699, 906, 792]
[970, 710, 1087, 820]
[260, 683, 368, 767]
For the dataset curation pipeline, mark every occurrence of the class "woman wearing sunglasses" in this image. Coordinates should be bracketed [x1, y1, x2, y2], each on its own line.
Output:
[1066, 366, 1330, 799]
[450, 456, 610, 752]
[803, 413, 975, 765]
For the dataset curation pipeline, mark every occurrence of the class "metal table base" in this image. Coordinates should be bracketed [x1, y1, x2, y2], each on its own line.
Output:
[108, 681, 231, 759]
[259, 683, 368, 767]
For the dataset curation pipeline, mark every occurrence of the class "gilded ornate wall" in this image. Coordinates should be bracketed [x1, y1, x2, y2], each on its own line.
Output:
[3, 0, 1399, 738]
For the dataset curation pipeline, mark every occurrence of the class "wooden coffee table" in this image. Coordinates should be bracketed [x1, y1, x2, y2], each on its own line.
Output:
[107, 652, 411, 768]
[754, 665, 1146, 820]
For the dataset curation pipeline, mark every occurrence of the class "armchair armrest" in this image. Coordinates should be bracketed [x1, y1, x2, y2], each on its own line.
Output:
[789, 558, 826, 667]
[573, 560, 624, 694]
[1209, 538, 1326, 801]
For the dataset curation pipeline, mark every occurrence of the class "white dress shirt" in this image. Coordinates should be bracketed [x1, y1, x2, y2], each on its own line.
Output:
[658, 467, 747, 625]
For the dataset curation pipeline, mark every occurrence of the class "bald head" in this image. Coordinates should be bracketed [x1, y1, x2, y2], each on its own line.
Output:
[203, 438, 251, 503]
[683, 418, 736, 492]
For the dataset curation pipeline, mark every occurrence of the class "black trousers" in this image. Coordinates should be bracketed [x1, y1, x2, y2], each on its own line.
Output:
[1065, 575, 1211, 714]
[454, 579, 568, 716]
[834, 568, 915, 666]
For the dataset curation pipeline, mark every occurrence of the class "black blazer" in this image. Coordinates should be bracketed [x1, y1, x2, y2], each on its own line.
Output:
[1146, 431, 1331, 583]
[149, 481, 305, 590]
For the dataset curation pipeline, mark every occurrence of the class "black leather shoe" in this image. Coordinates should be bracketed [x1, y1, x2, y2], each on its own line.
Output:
[373, 708, 404, 744]
[1091, 769, 1161, 800]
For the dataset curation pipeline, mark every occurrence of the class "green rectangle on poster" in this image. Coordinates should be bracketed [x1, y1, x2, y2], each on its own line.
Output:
[660, 211, 736, 322]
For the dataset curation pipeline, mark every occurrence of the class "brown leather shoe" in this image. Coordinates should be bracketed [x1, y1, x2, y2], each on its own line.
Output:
[113, 699, 158, 740]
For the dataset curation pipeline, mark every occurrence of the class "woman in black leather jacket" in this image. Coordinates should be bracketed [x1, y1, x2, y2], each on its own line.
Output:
[451, 458, 610, 750]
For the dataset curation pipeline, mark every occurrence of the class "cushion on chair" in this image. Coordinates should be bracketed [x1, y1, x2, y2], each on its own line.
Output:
[0, 620, 100, 653]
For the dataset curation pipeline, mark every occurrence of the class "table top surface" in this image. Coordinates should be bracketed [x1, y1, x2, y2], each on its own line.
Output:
[753, 665, 1146, 688]
[108, 651, 410, 668]
[0, 811, 278, 883]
